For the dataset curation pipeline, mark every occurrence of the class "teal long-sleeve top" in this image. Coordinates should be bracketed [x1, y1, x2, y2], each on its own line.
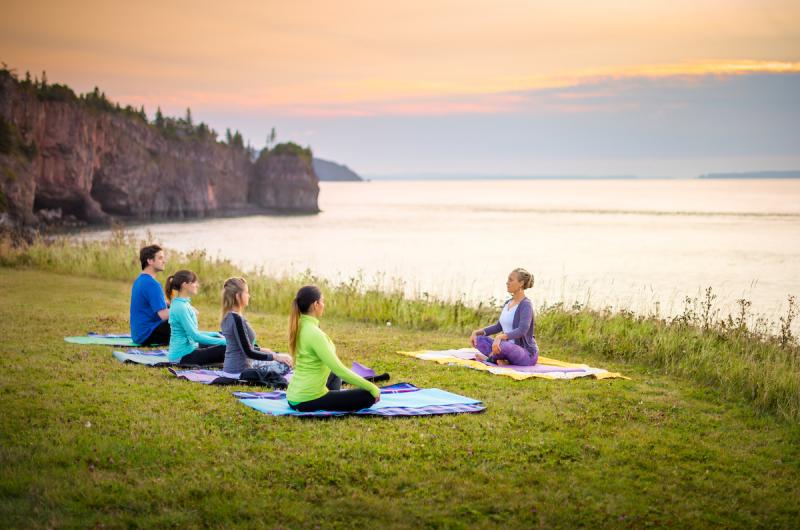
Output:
[287, 314, 379, 404]
[167, 297, 226, 361]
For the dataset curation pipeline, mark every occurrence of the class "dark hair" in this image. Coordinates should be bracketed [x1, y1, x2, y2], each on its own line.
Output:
[164, 270, 198, 302]
[288, 285, 322, 355]
[139, 244, 163, 270]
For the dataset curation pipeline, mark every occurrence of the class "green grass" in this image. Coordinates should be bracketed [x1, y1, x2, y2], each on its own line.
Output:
[1, 268, 799, 528]
[2, 232, 799, 422]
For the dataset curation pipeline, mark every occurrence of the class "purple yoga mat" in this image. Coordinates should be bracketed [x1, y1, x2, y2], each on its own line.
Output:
[351, 361, 376, 378]
[484, 362, 588, 374]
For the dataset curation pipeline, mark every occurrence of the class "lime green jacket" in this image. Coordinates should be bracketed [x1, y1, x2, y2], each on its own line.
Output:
[287, 314, 380, 404]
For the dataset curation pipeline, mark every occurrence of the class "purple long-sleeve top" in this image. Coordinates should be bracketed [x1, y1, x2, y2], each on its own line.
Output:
[482, 297, 538, 355]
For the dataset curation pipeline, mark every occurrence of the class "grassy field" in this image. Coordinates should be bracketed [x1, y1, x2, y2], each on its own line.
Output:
[1, 268, 799, 528]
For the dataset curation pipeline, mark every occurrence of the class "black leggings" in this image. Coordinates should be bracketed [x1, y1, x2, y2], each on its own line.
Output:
[143, 320, 171, 346]
[179, 344, 226, 366]
[291, 388, 377, 413]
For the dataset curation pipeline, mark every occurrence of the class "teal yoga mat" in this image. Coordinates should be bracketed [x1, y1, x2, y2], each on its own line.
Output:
[65, 336, 140, 347]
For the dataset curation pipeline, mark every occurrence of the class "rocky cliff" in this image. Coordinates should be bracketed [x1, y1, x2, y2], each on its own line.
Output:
[0, 71, 319, 227]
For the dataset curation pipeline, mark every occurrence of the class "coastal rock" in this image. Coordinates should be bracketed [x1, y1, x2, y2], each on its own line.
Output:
[251, 153, 320, 212]
[0, 73, 319, 226]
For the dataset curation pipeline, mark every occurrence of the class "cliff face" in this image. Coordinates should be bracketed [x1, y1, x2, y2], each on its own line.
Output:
[0, 75, 318, 227]
[251, 153, 319, 212]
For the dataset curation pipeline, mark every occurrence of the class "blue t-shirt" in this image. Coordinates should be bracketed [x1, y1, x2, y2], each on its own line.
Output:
[130, 273, 168, 344]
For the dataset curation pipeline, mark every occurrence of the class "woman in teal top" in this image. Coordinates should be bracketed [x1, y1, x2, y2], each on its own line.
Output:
[166, 270, 226, 365]
[287, 285, 380, 412]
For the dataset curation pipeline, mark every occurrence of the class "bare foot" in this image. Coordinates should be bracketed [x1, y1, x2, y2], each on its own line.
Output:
[474, 352, 488, 362]
[496, 359, 509, 366]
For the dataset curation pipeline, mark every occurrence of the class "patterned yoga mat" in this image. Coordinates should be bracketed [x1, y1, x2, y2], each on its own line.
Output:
[234, 383, 486, 417]
[398, 348, 628, 380]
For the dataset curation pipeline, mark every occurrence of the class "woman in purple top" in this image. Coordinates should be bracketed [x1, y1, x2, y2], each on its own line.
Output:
[469, 268, 539, 366]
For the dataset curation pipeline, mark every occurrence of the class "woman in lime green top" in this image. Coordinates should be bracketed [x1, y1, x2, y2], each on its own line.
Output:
[287, 285, 380, 412]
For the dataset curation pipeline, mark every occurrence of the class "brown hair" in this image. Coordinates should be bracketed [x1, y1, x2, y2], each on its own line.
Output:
[512, 267, 534, 290]
[164, 270, 197, 302]
[288, 285, 322, 355]
[139, 244, 163, 270]
[221, 277, 248, 326]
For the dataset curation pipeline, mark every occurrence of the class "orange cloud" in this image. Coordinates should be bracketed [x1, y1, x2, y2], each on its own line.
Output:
[117, 60, 800, 118]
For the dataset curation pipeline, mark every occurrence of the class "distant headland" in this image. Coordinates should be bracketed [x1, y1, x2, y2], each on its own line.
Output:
[697, 171, 800, 179]
[312, 158, 363, 181]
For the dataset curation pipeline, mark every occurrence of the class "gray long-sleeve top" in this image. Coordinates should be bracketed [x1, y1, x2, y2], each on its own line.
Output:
[221, 311, 274, 374]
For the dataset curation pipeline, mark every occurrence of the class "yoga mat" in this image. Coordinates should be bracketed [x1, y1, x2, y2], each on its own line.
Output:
[67, 335, 140, 347]
[234, 382, 419, 399]
[236, 384, 485, 417]
[168, 366, 290, 387]
[112, 348, 224, 368]
[168, 359, 388, 387]
[352, 361, 391, 382]
[169, 368, 240, 385]
[112, 348, 172, 366]
[397, 348, 628, 380]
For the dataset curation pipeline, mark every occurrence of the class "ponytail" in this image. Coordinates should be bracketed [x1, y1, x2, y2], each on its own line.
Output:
[288, 299, 301, 356]
[164, 275, 175, 302]
[164, 269, 198, 302]
[288, 285, 322, 356]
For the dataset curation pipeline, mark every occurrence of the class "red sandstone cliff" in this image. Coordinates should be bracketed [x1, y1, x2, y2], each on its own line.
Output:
[0, 73, 319, 227]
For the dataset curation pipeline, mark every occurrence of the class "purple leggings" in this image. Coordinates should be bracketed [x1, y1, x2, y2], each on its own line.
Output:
[475, 335, 538, 366]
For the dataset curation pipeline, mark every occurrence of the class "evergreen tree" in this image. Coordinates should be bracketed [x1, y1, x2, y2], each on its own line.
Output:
[155, 107, 164, 128]
[41, 70, 47, 88]
[225, 128, 232, 144]
[185, 107, 193, 127]
[232, 130, 244, 149]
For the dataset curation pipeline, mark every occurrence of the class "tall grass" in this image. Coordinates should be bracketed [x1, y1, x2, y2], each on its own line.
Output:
[1, 229, 798, 421]
[0, 229, 498, 331]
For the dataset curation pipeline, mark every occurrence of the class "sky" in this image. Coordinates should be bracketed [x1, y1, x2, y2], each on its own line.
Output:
[2, 0, 799, 177]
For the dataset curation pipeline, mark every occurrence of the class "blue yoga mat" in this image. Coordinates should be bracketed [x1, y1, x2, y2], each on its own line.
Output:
[239, 388, 482, 416]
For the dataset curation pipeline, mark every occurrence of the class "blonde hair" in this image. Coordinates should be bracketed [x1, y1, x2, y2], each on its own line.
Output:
[288, 285, 322, 356]
[512, 268, 534, 290]
[221, 277, 248, 326]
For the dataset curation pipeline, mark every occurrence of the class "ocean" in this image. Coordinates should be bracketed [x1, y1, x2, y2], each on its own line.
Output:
[82, 179, 800, 328]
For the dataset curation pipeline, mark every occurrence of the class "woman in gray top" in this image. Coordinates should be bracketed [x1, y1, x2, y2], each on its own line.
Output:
[469, 268, 539, 366]
[220, 277, 293, 375]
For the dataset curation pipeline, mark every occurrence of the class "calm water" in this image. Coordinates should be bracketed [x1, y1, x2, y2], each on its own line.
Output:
[85, 179, 800, 327]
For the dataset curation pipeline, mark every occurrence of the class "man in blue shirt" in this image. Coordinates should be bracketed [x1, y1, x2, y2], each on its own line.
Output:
[130, 245, 170, 345]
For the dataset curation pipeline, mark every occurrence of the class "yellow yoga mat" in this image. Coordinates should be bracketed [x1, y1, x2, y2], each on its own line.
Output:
[397, 348, 628, 381]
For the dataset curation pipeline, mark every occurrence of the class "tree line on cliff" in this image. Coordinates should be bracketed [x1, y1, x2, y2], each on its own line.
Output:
[0, 64, 314, 162]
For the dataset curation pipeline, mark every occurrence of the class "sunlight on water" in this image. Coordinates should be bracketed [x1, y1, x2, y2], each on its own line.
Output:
[83, 179, 800, 327]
